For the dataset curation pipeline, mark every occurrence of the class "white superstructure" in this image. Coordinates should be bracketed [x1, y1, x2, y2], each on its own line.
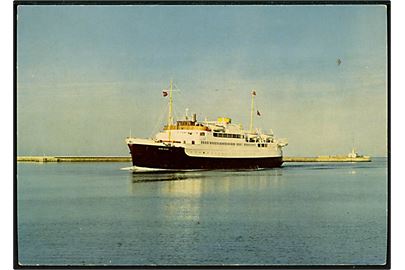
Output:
[126, 114, 287, 159]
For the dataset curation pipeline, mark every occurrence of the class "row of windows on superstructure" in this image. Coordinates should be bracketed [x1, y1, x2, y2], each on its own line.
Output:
[201, 141, 240, 146]
[201, 141, 269, 147]
[213, 132, 243, 139]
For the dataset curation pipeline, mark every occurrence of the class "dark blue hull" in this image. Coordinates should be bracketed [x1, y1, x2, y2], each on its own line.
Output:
[128, 143, 283, 170]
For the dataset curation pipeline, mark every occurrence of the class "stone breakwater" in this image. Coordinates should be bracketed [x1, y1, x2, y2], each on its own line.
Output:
[17, 156, 371, 163]
[17, 156, 133, 162]
[283, 156, 371, 162]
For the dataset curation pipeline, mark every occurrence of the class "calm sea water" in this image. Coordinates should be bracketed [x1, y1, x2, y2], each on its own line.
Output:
[17, 158, 388, 266]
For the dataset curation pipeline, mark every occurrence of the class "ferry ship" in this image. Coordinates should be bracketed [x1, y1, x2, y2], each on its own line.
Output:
[125, 81, 288, 170]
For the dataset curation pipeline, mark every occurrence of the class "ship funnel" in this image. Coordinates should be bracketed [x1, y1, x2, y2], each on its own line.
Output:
[192, 113, 197, 122]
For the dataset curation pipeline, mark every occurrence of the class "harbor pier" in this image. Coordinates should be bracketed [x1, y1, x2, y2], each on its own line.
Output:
[17, 156, 132, 163]
[17, 155, 371, 163]
[283, 156, 371, 162]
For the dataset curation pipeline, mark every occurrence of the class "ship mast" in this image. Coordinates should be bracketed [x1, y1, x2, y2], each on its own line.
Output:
[168, 80, 173, 142]
[249, 90, 256, 132]
[168, 80, 173, 126]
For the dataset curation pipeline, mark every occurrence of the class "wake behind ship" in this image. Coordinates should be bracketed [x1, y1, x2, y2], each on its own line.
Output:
[125, 81, 288, 170]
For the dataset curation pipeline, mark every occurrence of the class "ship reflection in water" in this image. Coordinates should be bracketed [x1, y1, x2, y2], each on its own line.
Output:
[130, 169, 284, 194]
[131, 169, 282, 223]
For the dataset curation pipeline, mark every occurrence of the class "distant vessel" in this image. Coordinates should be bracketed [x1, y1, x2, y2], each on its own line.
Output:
[347, 148, 370, 159]
[125, 81, 288, 170]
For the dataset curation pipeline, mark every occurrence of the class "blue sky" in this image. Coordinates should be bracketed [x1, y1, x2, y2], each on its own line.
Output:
[17, 4, 387, 156]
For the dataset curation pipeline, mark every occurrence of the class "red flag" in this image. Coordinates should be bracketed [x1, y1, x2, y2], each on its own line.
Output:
[257, 110, 261, 116]
[252, 90, 256, 96]
[162, 90, 168, 97]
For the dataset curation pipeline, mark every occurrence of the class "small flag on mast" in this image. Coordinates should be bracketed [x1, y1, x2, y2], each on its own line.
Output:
[162, 90, 168, 97]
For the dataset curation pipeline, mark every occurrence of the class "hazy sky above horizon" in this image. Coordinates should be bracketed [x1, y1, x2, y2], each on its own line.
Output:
[17, 4, 387, 156]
